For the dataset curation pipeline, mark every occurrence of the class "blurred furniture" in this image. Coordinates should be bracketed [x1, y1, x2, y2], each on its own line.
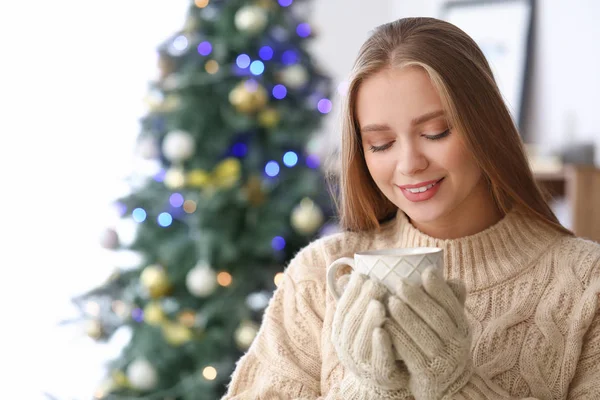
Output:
[535, 164, 600, 243]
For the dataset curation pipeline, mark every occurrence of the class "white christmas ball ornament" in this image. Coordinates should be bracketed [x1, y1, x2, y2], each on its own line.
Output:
[126, 359, 158, 391]
[234, 6, 268, 34]
[186, 263, 218, 297]
[279, 65, 309, 89]
[162, 130, 195, 163]
[291, 198, 324, 235]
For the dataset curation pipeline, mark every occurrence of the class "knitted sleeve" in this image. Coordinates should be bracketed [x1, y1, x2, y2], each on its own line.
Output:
[222, 245, 328, 399]
[566, 278, 600, 399]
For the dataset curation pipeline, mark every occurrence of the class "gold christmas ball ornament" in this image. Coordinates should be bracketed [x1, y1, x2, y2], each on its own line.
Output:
[234, 6, 268, 34]
[140, 264, 171, 298]
[143, 302, 166, 325]
[229, 80, 268, 114]
[291, 198, 324, 235]
[258, 108, 280, 128]
[164, 166, 186, 189]
[86, 320, 103, 340]
[162, 322, 193, 346]
[213, 157, 241, 188]
[160, 95, 182, 112]
[235, 320, 260, 350]
[243, 175, 266, 206]
[111, 370, 129, 388]
[186, 169, 211, 188]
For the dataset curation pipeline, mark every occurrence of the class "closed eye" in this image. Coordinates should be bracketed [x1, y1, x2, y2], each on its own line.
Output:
[368, 141, 394, 153]
[423, 129, 451, 141]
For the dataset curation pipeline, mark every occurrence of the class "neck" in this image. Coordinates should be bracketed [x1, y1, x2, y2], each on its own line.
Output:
[409, 179, 503, 240]
[390, 207, 564, 291]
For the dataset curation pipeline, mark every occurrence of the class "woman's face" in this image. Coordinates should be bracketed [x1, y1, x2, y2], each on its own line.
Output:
[356, 66, 492, 231]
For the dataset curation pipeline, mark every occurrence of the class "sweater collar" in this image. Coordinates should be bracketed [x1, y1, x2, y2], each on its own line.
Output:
[386, 208, 564, 292]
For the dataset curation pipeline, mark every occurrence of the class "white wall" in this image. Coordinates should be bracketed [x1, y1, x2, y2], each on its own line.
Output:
[311, 0, 600, 165]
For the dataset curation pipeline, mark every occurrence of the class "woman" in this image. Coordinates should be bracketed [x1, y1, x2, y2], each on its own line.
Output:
[223, 17, 600, 399]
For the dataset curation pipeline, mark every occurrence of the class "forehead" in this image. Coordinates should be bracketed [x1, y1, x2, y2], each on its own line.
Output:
[355, 67, 444, 128]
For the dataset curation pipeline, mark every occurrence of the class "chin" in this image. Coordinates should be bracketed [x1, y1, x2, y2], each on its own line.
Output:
[400, 203, 449, 225]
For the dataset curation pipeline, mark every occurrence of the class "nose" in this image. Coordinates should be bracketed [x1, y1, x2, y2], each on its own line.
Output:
[396, 142, 428, 176]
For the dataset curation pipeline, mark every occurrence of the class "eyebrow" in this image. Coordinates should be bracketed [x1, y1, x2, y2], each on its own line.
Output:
[360, 110, 446, 133]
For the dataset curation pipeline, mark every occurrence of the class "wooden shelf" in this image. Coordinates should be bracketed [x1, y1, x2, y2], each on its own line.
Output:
[534, 164, 600, 243]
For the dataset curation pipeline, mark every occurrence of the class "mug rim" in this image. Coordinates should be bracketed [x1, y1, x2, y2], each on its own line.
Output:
[356, 247, 443, 257]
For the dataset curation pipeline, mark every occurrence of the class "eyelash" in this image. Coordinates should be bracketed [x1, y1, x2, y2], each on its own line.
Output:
[368, 129, 451, 153]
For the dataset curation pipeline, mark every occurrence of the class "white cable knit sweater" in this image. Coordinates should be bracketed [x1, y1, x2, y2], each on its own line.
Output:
[223, 208, 600, 399]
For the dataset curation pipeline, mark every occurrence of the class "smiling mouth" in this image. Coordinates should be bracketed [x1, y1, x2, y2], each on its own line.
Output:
[401, 178, 444, 193]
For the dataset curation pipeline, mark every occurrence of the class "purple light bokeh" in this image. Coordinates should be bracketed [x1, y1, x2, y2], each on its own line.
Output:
[281, 50, 298, 65]
[317, 98, 333, 114]
[278, 0, 293, 6]
[272, 84, 287, 99]
[271, 236, 286, 251]
[132, 308, 144, 322]
[236, 54, 251, 68]
[306, 154, 320, 169]
[296, 23, 311, 38]
[197, 41, 212, 56]
[169, 193, 184, 207]
[259, 46, 274, 60]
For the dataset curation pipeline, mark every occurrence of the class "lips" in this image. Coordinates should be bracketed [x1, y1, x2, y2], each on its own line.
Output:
[398, 177, 444, 203]
[398, 178, 444, 190]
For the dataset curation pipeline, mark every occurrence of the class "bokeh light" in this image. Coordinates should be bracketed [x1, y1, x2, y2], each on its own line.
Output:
[271, 236, 286, 251]
[183, 200, 197, 213]
[197, 41, 212, 56]
[306, 154, 320, 169]
[283, 151, 298, 167]
[265, 161, 280, 177]
[158, 212, 173, 227]
[205, 60, 219, 74]
[281, 50, 298, 65]
[202, 366, 217, 380]
[236, 54, 251, 68]
[274, 272, 284, 287]
[217, 272, 233, 287]
[132, 208, 147, 222]
[272, 84, 287, 99]
[296, 23, 311, 38]
[169, 193, 184, 207]
[259, 46, 274, 60]
[232, 142, 248, 157]
[317, 98, 333, 114]
[250, 60, 265, 75]
[278, 0, 293, 6]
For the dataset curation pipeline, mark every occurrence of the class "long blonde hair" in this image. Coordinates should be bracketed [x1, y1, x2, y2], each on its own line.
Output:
[334, 17, 571, 236]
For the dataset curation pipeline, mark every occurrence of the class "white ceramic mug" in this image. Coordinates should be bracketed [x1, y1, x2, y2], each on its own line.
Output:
[326, 247, 444, 301]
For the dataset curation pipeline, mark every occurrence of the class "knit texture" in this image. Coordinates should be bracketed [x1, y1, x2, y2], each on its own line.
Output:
[222, 208, 600, 399]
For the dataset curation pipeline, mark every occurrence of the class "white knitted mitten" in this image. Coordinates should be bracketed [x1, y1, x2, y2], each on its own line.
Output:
[331, 272, 411, 399]
[385, 267, 473, 400]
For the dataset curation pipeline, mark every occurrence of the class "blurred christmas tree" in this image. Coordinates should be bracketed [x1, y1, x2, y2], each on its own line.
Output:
[71, 0, 334, 398]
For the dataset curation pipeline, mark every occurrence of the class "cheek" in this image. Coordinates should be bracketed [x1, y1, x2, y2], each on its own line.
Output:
[365, 153, 395, 182]
[440, 140, 482, 182]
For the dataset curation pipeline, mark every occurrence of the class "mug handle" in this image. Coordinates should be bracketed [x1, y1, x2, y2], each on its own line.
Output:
[326, 257, 355, 302]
